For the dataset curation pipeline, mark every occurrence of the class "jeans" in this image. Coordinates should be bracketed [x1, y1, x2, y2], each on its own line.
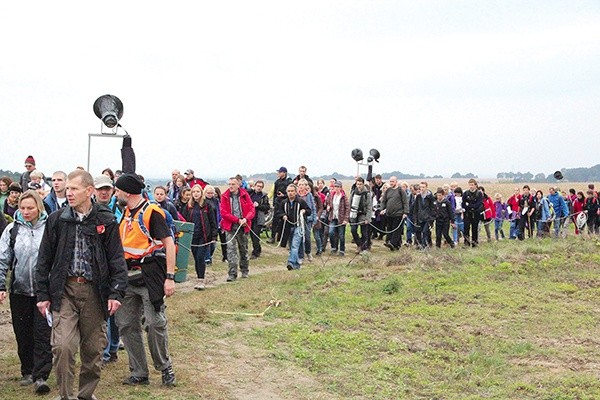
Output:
[509, 217, 518, 239]
[328, 219, 346, 253]
[494, 219, 505, 240]
[453, 214, 464, 243]
[553, 216, 564, 238]
[406, 217, 415, 244]
[287, 226, 303, 269]
[103, 315, 120, 361]
[313, 224, 323, 254]
[191, 237, 209, 279]
[298, 222, 313, 259]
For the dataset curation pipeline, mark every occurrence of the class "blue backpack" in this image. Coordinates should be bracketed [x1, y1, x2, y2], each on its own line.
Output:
[137, 201, 178, 252]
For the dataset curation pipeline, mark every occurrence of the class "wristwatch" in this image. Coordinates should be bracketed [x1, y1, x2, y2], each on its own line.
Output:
[165, 273, 175, 281]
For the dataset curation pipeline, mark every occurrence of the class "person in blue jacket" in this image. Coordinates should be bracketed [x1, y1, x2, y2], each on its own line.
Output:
[547, 186, 569, 238]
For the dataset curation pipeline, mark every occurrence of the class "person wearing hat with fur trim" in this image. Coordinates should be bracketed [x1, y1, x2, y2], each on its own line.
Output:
[113, 173, 177, 387]
[35, 169, 128, 400]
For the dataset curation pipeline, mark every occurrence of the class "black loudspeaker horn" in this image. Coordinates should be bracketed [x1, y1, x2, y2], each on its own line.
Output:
[553, 171, 564, 180]
[351, 148, 364, 162]
[93, 95, 124, 128]
[369, 148, 380, 162]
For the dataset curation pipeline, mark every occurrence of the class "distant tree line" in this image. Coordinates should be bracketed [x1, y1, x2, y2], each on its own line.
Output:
[0, 169, 21, 182]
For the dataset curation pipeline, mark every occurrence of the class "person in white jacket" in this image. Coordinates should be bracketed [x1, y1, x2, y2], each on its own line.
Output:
[0, 190, 52, 394]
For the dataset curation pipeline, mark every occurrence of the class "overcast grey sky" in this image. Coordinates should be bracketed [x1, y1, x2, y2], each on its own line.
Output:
[1, 1, 599, 180]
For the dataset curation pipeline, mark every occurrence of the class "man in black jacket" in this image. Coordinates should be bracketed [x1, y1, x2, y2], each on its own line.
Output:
[268, 167, 292, 243]
[36, 169, 128, 400]
[248, 180, 270, 259]
[462, 178, 484, 247]
[433, 188, 456, 248]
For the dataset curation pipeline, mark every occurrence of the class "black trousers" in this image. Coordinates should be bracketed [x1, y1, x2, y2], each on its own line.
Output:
[10, 292, 52, 380]
[435, 220, 454, 247]
[250, 221, 263, 256]
[386, 216, 404, 248]
[351, 222, 371, 251]
[463, 211, 480, 246]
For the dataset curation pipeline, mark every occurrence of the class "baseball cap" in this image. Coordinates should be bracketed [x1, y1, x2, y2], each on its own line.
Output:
[277, 166, 287, 173]
[94, 175, 114, 189]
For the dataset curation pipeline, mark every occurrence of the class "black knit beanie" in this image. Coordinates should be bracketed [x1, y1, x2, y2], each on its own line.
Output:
[115, 173, 145, 194]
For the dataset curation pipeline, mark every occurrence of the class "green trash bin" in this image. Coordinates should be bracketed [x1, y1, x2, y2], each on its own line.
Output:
[174, 221, 194, 283]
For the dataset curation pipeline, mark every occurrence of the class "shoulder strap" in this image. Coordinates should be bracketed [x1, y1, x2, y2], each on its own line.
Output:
[9, 223, 19, 251]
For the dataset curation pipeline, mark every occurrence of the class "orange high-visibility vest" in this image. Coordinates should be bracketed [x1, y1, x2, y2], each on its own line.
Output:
[120, 202, 166, 260]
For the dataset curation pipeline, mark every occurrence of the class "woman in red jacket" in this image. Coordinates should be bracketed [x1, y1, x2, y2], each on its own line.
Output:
[479, 187, 496, 242]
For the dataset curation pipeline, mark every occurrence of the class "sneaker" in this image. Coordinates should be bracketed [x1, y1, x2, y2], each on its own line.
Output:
[20, 374, 33, 386]
[102, 351, 118, 367]
[226, 276, 236, 282]
[222, 256, 227, 262]
[286, 264, 293, 270]
[34, 378, 50, 394]
[194, 279, 205, 290]
[122, 376, 149, 386]
[250, 254, 258, 260]
[161, 365, 176, 387]
[338, 251, 345, 256]
[383, 242, 392, 249]
[241, 272, 249, 278]
[330, 249, 338, 254]
[267, 238, 276, 244]
[298, 258, 304, 265]
[307, 254, 313, 262]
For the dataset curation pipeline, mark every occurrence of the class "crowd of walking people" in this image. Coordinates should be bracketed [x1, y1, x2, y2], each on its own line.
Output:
[0, 155, 598, 399]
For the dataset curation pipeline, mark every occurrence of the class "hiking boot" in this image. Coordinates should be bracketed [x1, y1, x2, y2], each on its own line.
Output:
[226, 276, 236, 282]
[194, 279, 205, 290]
[161, 365, 176, 387]
[34, 378, 50, 394]
[122, 376, 149, 386]
[241, 271, 249, 278]
[20, 374, 33, 386]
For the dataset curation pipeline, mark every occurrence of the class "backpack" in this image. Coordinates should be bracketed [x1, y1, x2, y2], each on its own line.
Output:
[137, 201, 179, 252]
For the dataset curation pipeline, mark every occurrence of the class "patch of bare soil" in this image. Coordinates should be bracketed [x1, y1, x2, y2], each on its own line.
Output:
[205, 322, 340, 400]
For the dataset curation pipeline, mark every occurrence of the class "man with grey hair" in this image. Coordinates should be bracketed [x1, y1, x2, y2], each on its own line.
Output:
[36, 169, 128, 400]
[220, 177, 255, 281]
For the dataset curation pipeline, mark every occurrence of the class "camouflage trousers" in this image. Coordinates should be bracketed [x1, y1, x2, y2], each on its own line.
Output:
[226, 227, 249, 278]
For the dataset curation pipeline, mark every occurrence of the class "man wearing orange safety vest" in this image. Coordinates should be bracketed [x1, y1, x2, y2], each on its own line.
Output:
[113, 173, 177, 387]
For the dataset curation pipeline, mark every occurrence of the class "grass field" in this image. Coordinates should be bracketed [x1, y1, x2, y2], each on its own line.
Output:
[1, 227, 600, 399]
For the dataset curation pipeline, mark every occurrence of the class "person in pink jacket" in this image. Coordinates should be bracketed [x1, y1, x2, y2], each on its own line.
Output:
[220, 177, 255, 281]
